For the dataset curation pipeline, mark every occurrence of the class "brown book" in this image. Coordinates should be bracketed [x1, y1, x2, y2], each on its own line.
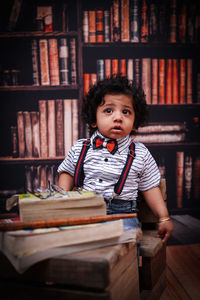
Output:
[178, 2, 187, 43]
[59, 38, 69, 85]
[39, 100, 48, 157]
[10, 126, 18, 158]
[23, 111, 32, 158]
[113, 0, 120, 42]
[17, 111, 25, 158]
[48, 39, 60, 86]
[89, 11, 96, 43]
[31, 39, 39, 86]
[72, 99, 79, 145]
[180, 59, 186, 104]
[105, 60, 111, 79]
[112, 59, 119, 75]
[25, 165, 33, 193]
[176, 151, 184, 208]
[47, 100, 56, 157]
[127, 59, 133, 82]
[159, 59, 165, 104]
[142, 58, 151, 104]
[69, 37, 77, 84]
[152, 59, 158, 104]
[83, 11, 89, 43]
[166, 59, 172, 104]
[121, 0, 130, 42]
[169, 0, 177, 43]
[40, 164, 48, 189]
[55, 99, 64, 156]
[96, 10, 104, 43]
[63, 99, 72, 156]
[172, 59, 179, 104]
[39, 39, 50, 85]
[84, 73, 90, 97]
[134, 58, 141, 87]
[120, 59, 126, 76]
[184, 155, 192, 200]
[104, 10, 110, 43]
[187, 59, 193, 104]
[140, 0, 148, 42]
[30, 111, 40, 157]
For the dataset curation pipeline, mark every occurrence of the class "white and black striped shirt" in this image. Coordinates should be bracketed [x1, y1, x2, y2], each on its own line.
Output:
[58, 130, 161, 204]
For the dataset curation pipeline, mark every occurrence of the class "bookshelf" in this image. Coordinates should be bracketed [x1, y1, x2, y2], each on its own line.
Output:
[0, 0, 200, 214]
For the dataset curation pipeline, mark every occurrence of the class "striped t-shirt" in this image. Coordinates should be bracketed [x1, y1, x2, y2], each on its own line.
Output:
[58, 130, 161, 205]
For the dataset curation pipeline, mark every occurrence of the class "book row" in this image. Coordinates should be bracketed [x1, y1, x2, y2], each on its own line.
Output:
[83, 0, 200, 44]
[31, 37, 77, 86]
[84, 58, 196, 104]
[11, 99, 78, 158]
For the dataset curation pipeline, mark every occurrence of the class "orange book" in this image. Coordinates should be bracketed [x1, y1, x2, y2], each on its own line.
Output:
[172, 59, 179, 104]
[96, 10, 104, 43]
[179, 59, 186, 104]
[127, 59, 133, 82]
[39, 39, 50, 85]
[142, 58, 151, 104]
[84, 73, 90, 97]
[89, 11, 96, 43]
[140, 0, 148, 42]
[166, 59, 172, 104]
[187, 59, 192, 104]
[90, 73, 97, 86]
[121, 0, 130, 42]
[105, 59, 111, 78]
[120, 59, 126, 76]
[112, 59, 119, 75]
[169, 0, 177, 43]
[48, 39, 60, 86]
[176, 151, 184, 208]
[159, 59, 165, 104]
[152, 59, 158, 104]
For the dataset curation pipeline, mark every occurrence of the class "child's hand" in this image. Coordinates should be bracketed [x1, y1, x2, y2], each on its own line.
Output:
[158, 218, 174, 243]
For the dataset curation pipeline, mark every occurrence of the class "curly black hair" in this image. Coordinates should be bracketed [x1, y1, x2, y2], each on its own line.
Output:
[82, 74, 149, 136]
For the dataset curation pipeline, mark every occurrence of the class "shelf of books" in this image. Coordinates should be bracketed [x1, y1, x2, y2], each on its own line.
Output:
[0, 0, 199, 213]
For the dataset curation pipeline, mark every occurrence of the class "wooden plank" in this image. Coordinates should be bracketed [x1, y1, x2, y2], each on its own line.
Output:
[140, 230, 163, 257]
[172, 215, 200, 231]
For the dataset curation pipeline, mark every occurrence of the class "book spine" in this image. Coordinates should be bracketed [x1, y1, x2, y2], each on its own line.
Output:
[90, 73, 97, 86]
[48, 38, 60, 86]
[40, 165, 48, 189]
[184, 155, 193, 200]
[120, 59, 126, 76]
[178, 1, 187, 43]
[112, 59, 119, 75]
[10, 126, 18, 158]
[69, 38, 77, 84]
[134, 133, 185, 143]
[89, 11, 96, 42]
[97, 59, 104, 81]
[105, 59, 111, 78]
[127, 59, 134, 81]
[172, 59, 179, 104]
[151, 59, 158, 104]
[121, 0, 130, 42]
[30, 111, 40, 157]
[176, 151, 184, 208]
[113, 0, 120, 42]
[31, 39, 40, 86]
[96, 10, 104, 43]
[104, 10, 110, 42]
[7, 0, 23, 31]
[72, 99, 79, 145]
[63, 99, 72, 156]
[55, 99, 64, 157]
[39, 100, 48, 157]
[140, 0, 148, 42]
[130, 0, 140, 42]
[134, 58, 140, 87]
[47, 100, 56, 157]
[84, 73, 90, 97]
[187, 3, 195, 43]
[186, 59, 193, 104]
[179, 59, 186, 104]
[17, 111, 25, 158]
[59, 38, 69, 85]
[166, 59, 172, 104]
[39, 39, 50, 86]
[149, 1, 158, 41]
[83, 11, 89, 43]
[142, 58, 151, 104]
[169, 0, 177, 43]
[159, 59, 165, 104]
[23, 111, 33, 158]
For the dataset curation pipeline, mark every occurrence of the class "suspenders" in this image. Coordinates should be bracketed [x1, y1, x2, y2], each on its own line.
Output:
[73, 139, 136, 195]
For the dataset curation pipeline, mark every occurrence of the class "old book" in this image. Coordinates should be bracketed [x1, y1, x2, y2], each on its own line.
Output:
[158, 0, 168, 42]
[25, 165, 33, 193]
[39, 100, 48, 157]
[176, 151, 184, 208]
[166, 59, 172, 104]
[31, 39, 39, 86]
[104, 10, 110, 42]
[159, 59, 165, 104]
[149, 1, 158, 42]
[72, 99, 79, 145]
[36, 6, 53, 32]
[178, 1, 187, 43]
[97, 59, 104, 80]
[121, 0, 130, 42]
[130, 0, 140, 42]
[7, 0, 23, 31]
[47, 100, 56, 157]
[40, 165, 48, 189]
[142, 58, 151, 104]
[187, 2, 196, 43]
[48, 38, 60, 85]
[10, 126, 18, 158]
[17, 111, 25, 158]
[83, 11, 89, 42]
[0, 219, 125, 274]
[120, 59, 126, 76]
[23, 111, 32, 158]
[39, 39, 50, 85]
[112, 59, 119, 75]
[90, 73, 97, 86]
[83, 73, 90, 96]
[180, 59, 186, 104]
[127, 59, 134, 81]
[137, 122, 187, 133]
[17, 191, 106, 222]
[30, 111, 40, 157]
[105, 59, 111, 78]
[113, 0, 120, 42]
[172, 59, 179, 104]
[89, 11, 96, 42]
[69, 37, 77, 84]
[59, 38, 69, 85]
[32, 165, 40, 193]
[187, 59, 193, 104]
[134, 58, 140, 87]
[96, 10, 104, 42]
[193, 155, 200, 201]
[55, 99, 64, 156]
[152, 59, 158, 104]
[184, 155, 192, 200]
[134, 132, 186, 143]
[169, 0, 177, 43]
[63, 99, 72, 156]
[140, 0, 148, 42]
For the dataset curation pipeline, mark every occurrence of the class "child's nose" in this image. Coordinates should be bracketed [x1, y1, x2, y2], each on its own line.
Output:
[113, 111, 122, 121]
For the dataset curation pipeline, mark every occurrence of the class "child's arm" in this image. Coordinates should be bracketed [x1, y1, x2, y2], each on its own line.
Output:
[58, 172, 74, 191]
[142, 186, 174, 243]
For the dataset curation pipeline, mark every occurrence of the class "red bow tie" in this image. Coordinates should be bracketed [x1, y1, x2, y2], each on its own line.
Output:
[93, 136, 118, 155]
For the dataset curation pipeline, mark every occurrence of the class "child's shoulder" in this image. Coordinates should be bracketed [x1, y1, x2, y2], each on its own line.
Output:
[134, 141, 150, 155]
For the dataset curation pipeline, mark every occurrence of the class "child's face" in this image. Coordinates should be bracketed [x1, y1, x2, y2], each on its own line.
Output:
[92, 94, 135, 140]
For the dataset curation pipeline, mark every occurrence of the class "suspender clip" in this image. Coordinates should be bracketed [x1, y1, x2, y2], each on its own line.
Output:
[128, 149, 135, 158]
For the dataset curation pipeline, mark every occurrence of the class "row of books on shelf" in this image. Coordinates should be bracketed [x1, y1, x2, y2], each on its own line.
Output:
[31, 37, 77, 86]
[11, 99, 78, 158]
[83, 0, 200, 44]
[84, 58, 196, 104]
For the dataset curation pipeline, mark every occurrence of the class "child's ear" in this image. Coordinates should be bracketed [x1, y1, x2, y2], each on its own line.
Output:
[91, 123, 97, 128]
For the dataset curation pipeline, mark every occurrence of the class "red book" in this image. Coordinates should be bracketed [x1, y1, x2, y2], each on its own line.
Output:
[84, 73, 90, 97]
[39, 39, 50, 86]
[89, 11, 96, 43]
[166, 59, 172, 104]
[105, 59, 111, 78]
[172, 59, 179, 104]
[159, 59, 165, 104]
[121, 0, 130, 42]
[112, 59, 119, 75]
[48, 39, 60, 86]
[90, 73, 97, 86]
[120, 59, 126, 76]
[187, 59, 193, 104]
[152, 59, 158, 105]
[179, 59, 186, 104]
[96, 10, 104, 43]
[140, 0, 148, 42]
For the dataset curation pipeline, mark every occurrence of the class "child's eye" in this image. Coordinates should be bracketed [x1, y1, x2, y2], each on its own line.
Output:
[123, 109, 130, 115]
[105, 108, 112, 113]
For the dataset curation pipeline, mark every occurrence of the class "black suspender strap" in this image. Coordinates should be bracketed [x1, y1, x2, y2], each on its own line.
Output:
[73, 139, 91, 187]
[114, 142, 136, 195]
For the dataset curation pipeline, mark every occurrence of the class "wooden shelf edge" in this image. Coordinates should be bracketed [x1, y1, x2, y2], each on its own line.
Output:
[0, 84, 79, 92]
[0, 31, 78, 38]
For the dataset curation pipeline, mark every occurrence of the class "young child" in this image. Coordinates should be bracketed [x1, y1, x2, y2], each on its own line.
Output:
[58, 75, 174, 243]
